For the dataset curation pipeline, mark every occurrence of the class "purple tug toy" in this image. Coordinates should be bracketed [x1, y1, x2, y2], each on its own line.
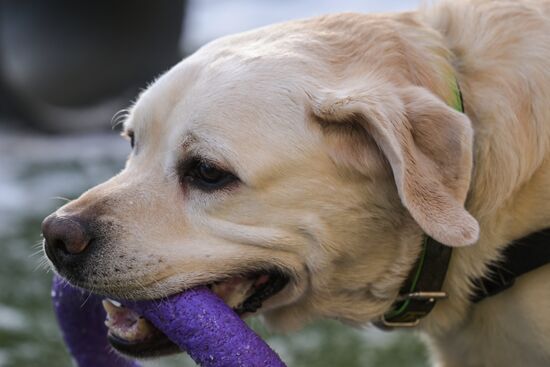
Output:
[52, 274, 286, 367]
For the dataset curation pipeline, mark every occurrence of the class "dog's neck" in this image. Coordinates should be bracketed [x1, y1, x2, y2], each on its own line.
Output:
[418, 25, 550, 338]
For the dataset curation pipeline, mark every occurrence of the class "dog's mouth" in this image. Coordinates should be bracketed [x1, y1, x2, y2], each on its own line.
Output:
[103, 270, 290, 358]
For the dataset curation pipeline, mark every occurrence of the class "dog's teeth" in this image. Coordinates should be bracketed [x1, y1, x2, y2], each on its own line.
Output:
[106, 298, 122, 307]
[102, 300, 116, 318]
[102, 299, 127, 321]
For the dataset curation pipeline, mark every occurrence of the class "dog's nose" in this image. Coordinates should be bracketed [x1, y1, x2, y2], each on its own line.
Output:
[42, 214, 91, 259]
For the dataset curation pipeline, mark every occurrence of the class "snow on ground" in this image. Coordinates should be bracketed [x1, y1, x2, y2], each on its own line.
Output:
[0, 127, 129, 235]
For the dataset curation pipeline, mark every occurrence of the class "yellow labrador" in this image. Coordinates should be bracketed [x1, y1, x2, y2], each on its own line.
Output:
[42, 0, 550, 365]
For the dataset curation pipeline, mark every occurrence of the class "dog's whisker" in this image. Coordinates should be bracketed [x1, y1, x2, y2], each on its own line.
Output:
[50, 196, 72, 203]
[32, 240, 44, 249]
[33, 257, 51, 272]
[112, 118, 127, 131]
[151, 278, 171, 303]
[80, 286, 96, 308]
[29, 247, 45, 258]
[134, 277, 152, 300]
[34, 259, 49, 271]
[111, 108, 131, 130]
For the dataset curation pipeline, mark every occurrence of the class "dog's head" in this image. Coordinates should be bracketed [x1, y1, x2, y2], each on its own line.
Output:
[42, 14, 478, 357]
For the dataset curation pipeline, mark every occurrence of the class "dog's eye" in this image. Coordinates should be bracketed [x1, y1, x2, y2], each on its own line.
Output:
[183, 160, 237, 191]
[127, 131, 135, 149]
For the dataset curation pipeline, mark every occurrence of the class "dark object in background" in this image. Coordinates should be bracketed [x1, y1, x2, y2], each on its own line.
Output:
[0, 0, 185, 133]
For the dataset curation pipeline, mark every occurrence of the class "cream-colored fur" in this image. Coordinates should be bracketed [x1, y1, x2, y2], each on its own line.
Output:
[48, 1, 550, 366]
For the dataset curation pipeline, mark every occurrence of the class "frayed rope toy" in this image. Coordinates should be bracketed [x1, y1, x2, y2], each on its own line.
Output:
[52, 275, 286, 367]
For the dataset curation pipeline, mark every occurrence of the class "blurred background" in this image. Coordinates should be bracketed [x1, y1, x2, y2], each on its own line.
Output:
[0, 1, 429, 366]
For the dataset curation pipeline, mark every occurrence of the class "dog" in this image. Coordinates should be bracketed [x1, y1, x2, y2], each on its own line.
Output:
[42, 0, 550, 365]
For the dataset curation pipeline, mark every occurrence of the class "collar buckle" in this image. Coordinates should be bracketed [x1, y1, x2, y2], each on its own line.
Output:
[379, 291, 448, 329]
[375, 236, 452, 331]
[379, 316, 421, 328]
[397, 291, 448, 302]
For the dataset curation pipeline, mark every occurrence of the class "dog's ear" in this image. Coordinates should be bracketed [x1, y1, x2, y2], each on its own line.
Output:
[309, 84, 479, 247]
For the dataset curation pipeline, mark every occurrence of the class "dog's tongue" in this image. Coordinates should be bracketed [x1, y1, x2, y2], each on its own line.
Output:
[52, 274, 286, 367]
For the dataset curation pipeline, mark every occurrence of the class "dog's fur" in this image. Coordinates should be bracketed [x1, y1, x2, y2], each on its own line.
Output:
[48, 1, 550, 366]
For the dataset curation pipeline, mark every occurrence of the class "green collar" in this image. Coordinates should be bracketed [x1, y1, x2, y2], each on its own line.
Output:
[450, 78, 465, 113]
[375, 236, 452, 329]
[375, 79, 464, 329]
